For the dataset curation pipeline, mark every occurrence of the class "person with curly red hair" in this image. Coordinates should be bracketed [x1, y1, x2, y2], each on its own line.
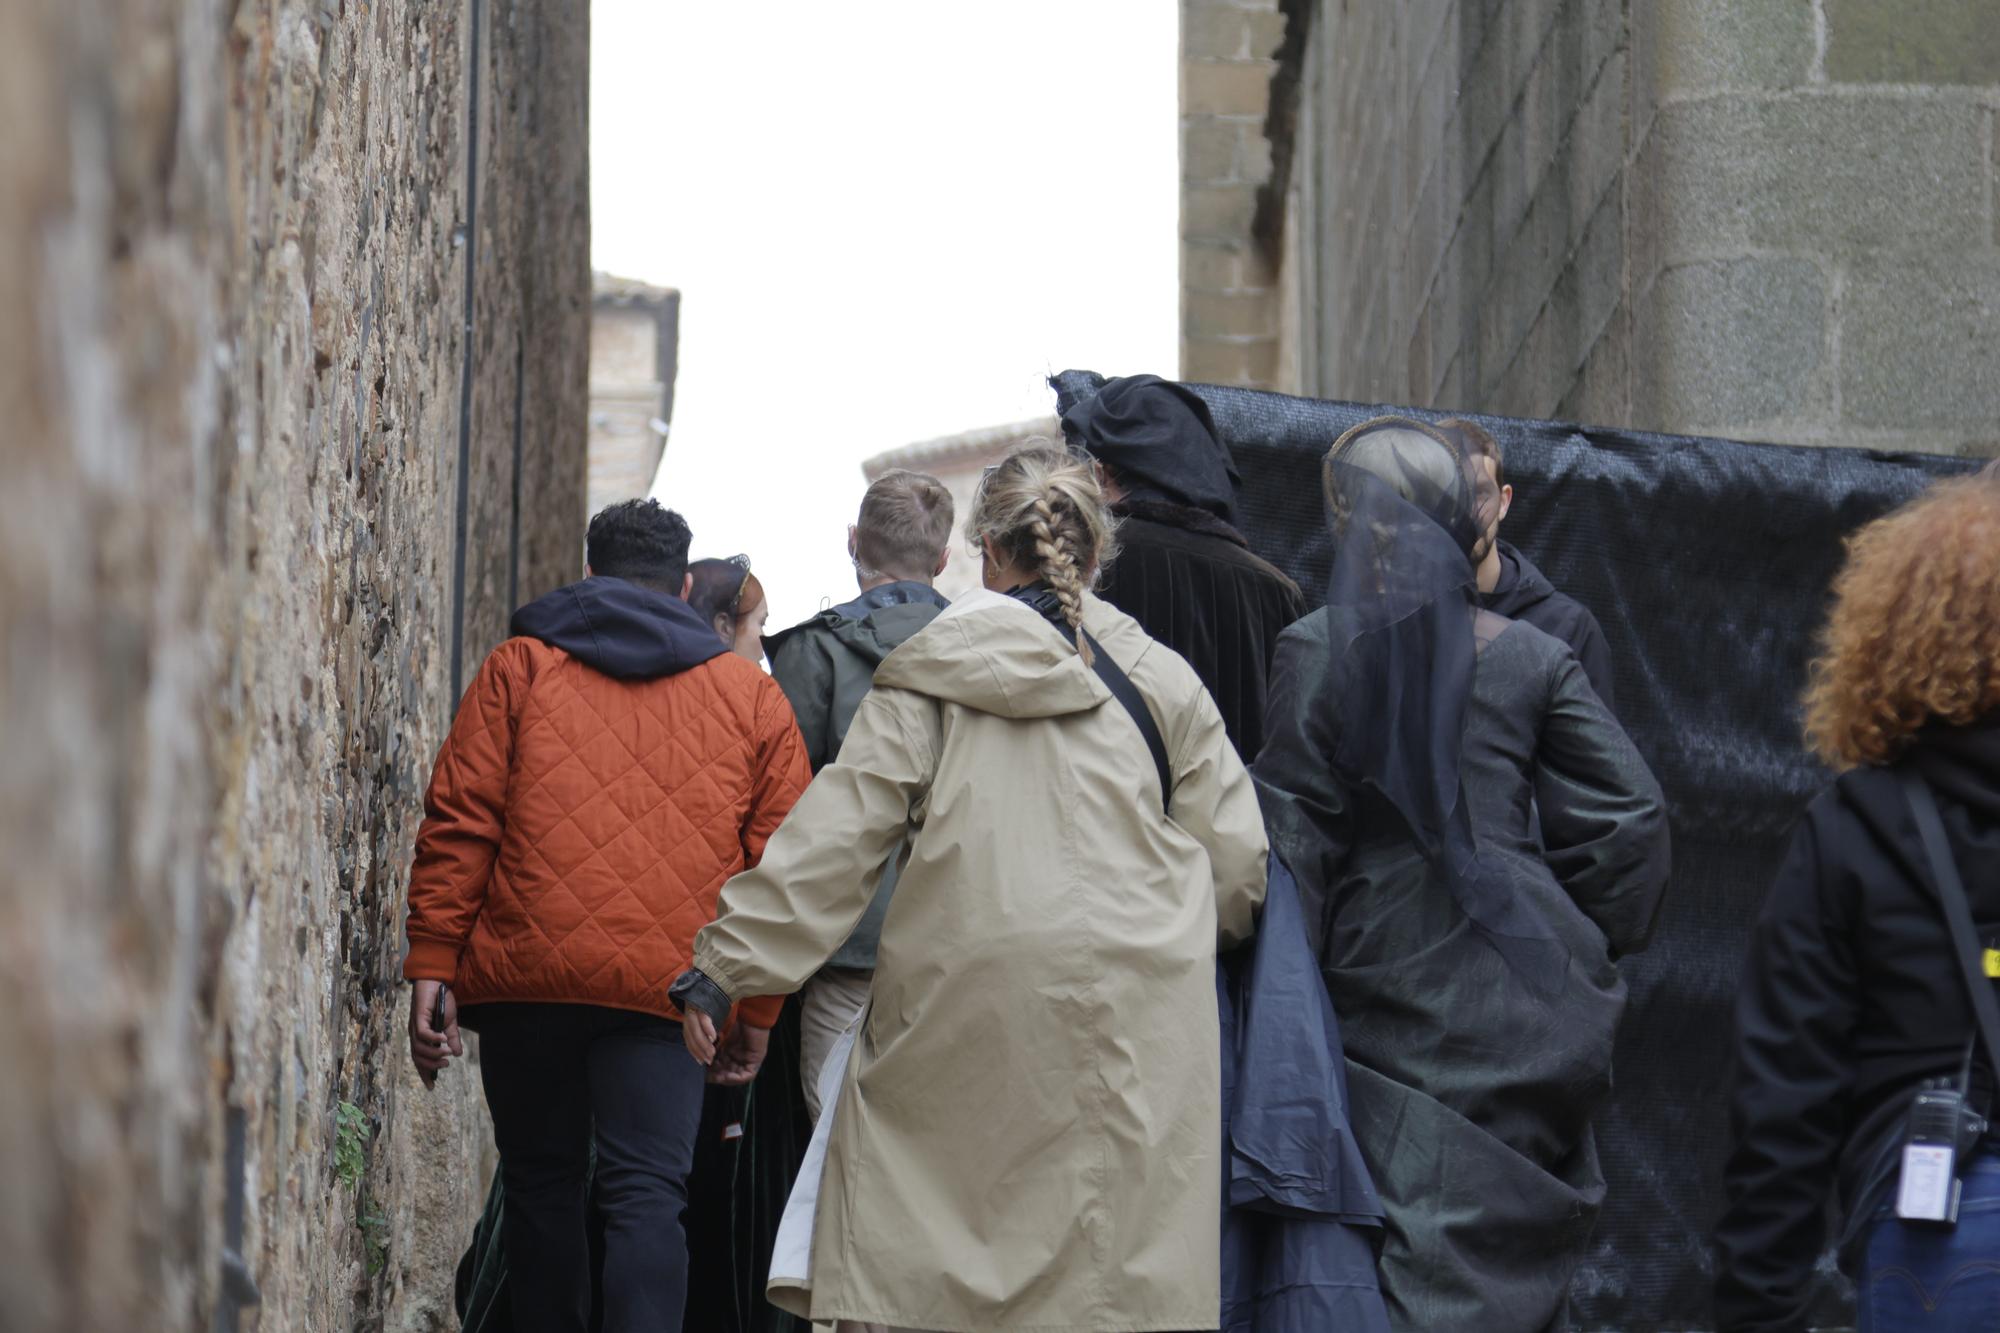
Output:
[1715, 464, 2000, 1332]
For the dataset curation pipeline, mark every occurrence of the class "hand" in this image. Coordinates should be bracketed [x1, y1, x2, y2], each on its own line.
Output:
[410, 980, 463, 1088]
[707, 1022, 771, 1086]
[683, 1006, 719, 1067]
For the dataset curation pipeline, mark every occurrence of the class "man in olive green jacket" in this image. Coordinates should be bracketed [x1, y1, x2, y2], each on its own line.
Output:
[762, 469, 953, 1120]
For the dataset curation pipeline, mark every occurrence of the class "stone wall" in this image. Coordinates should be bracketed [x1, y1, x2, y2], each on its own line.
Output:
[0, 1, 589, 1329]
[1180, 0, 1289, 387]
[1626, 0, 1999, 450]
[588, 274, 679, 517]
[1232, 0, 1999, 456]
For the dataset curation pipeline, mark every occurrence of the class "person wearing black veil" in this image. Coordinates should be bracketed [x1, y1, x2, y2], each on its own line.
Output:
[1058, 373, 1306, 759]
[1251, 416, 1670, 1332]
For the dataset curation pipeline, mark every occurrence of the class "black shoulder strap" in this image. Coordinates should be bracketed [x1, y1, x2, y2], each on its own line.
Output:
[1081, 630, 1172, 814]
[1903, 770, 2000, 1083]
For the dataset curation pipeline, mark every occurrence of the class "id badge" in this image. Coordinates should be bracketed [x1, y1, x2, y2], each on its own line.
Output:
[1896, 1143, 1961, 1223]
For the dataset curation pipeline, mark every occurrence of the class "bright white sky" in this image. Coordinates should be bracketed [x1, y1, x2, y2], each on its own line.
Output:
[590, 0, 1178, 629]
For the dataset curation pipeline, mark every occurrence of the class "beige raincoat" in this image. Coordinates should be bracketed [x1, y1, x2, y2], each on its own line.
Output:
[690, 589, 1269, 1332]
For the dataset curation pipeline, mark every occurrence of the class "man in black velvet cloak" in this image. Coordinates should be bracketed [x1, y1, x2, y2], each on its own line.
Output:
[1059, 374, 1306, 760]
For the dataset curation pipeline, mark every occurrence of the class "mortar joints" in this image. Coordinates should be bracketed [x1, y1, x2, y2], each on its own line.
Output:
[1810, 0, 1829, 85]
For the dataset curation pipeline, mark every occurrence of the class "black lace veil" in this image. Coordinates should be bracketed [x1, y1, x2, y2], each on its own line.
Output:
[1321, 417, 1566, 988]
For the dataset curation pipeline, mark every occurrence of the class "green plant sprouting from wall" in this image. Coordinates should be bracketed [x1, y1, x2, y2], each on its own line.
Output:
[357, 1192, 391, 1277]
[334, 1100, 369, 1191]
[335, 1100, 392, 1279]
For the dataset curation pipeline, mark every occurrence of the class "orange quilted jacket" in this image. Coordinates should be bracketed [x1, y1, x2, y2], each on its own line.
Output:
[403, 577, 809, 1026]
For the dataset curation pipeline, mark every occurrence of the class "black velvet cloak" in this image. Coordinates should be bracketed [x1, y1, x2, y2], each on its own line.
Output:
[1096, 497, 1305, 760]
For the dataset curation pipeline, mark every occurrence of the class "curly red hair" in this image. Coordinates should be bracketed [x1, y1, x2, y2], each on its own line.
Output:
[1803, 465, 2000, 770]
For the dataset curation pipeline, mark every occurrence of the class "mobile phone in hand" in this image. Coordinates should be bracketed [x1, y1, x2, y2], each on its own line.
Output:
[419, 983, 450, 1090]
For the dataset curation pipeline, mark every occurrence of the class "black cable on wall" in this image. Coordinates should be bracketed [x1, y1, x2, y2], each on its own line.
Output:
[448, 0, 484, 716]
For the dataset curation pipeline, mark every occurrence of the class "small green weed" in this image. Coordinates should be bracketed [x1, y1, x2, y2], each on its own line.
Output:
[334, 1100, 369, 1191]
[357, 1193, 391, 1277]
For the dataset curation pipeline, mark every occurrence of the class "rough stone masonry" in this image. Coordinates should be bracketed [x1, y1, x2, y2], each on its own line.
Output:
[1186, 0, 2000, 459]
[0, 1, 588, 1328]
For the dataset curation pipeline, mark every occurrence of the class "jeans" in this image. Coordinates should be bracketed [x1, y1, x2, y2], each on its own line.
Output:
[1856, 1147, 2000, 1331]
[474, 1003, 707, 1333]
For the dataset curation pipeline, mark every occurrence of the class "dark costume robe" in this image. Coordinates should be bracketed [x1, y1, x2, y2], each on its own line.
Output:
[1253, 609, 1670, 1332]
[1099, 497, 1305, 760]
[1057, 373, 1305, 759]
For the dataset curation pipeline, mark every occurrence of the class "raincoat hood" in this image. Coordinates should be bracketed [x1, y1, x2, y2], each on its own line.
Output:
[872, 588, 1112, 719]
[508, 575, 728, 680]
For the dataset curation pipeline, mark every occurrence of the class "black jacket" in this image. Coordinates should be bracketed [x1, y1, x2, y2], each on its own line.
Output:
[1713, 717, 2000, 1331]
[1099, 497, 1306, 761]
[1254, 610, 1669, 1331]
[1479, 541, 1617, 714]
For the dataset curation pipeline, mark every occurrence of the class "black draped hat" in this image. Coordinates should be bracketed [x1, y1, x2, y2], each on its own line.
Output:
[1058, 374, 1242, 526]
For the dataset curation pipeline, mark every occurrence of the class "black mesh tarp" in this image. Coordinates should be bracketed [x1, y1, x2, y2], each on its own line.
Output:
[1053, 371, 1981, 1329]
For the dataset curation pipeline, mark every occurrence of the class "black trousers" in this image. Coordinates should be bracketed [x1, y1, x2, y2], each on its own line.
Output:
[473, 1002, 706, 1333]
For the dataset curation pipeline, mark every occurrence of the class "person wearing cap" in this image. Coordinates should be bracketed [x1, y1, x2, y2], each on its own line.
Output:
[1058, 373, 1305, 760]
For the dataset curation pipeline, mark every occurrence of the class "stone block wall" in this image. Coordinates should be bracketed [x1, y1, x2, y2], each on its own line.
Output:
[0, 1, 588, 1329]
[1181, 0, 1289, 386]
[588, 275, 680, 517]
[1258, 0, 2000, 455]
[1627, 0, 1999, 450]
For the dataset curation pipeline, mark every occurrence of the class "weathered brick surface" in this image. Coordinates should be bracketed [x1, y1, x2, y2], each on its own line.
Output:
[1180, 59, 1278, 118]
[1251, 0, 1999, 453]
[1841, 255, 2000, 436]
[1654, 0, 1814, 94]
[1181, 0, 1289, 385]
[1824, 0, 2000, 86]
[588, 278, 678, 519]
[0, 1, 588, 1328]
[1634, 256, 1830, 433]
[1645, 95, 1989, 257]
[1286, 0, 1634, 410]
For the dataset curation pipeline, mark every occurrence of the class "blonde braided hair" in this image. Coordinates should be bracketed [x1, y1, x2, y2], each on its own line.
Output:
[967, 445, 1118, 664]
[1026, 492, 1095, 662]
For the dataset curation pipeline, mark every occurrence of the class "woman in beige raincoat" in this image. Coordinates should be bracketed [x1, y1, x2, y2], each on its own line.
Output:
[671, 447, 1270, 1333]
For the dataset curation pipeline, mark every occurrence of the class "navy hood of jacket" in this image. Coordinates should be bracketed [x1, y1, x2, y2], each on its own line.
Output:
[509, 576, 729, 680]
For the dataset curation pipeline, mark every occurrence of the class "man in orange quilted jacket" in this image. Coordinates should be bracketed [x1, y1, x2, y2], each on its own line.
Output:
[402, 498, 809, 1333]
